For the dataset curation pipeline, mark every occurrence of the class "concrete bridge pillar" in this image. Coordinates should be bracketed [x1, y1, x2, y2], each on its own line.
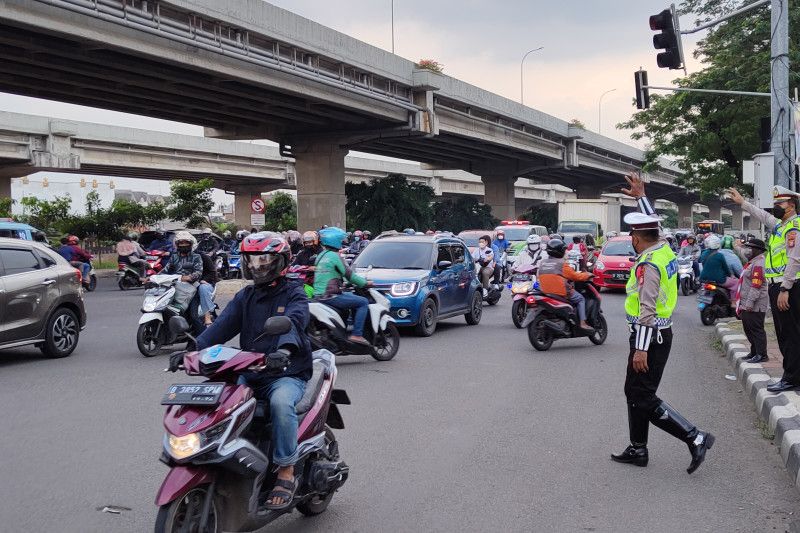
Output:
[232, 188, 264, 230]
[729, 205, 744, 231]
[481, 174, 516, 221]
[706, 200, 722, 221]
[0, 176, 10, 200]
[294, 142, 347, 231]
[677, 202, 693, 227]
[574, 183, 601, 199]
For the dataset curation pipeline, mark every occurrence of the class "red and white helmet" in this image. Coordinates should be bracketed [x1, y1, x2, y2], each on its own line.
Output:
[240, 232, 292, 286]
[67, 235, 79, 245]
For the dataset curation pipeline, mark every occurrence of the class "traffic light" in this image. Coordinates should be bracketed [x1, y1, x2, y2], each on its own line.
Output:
[79, 178, 86, 188]
[634, 70, 650, 110]
[92, 179, 98, 188]
[649, 6, 684, 70]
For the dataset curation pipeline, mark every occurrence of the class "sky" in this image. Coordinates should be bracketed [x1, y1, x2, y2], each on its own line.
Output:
[0, 0, 707, 203]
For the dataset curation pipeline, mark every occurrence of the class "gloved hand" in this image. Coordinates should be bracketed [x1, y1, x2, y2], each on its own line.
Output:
[168, 351, 186, 372]
[265, 348, 291, 374]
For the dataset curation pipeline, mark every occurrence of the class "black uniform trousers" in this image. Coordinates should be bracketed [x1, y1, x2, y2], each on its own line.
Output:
[769, 283, 800, 385]
[739, 310, 767, 358]
[625, 328, 672, 412]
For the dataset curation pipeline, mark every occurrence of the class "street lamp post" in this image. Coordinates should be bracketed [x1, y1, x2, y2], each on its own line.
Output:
[520, 47, 544, 105]
[597, 88, 617, 134]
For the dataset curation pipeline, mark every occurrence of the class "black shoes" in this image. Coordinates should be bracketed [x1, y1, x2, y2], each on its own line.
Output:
[743, 353, 768, 364]
[767, 379, 800, 393]
[611, 445, 649, 467]
[687, 431, 715, 474]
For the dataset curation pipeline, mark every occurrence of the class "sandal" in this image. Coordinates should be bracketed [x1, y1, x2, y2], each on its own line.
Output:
[264, 477, 297, 511]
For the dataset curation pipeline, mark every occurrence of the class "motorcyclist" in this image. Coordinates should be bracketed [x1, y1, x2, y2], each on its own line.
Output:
[678, 234, 701, 278]
[347, 230, 367, 255]
[197, 248, 218, 328]
[147, 230, 173, 253]
[513, 234, 548, 272]
[492, 230, 511, 256]
[699, 234, 733, 287]
[195, 232, 312, 510]
[293, 231, 322, 267]
[235, 230, 250, 251]
[720, 234, 744, 277]
[471, 234, 496, 297]
[314, 227, 372, 345]
[537, 238, 595, 334]
[221, 230, 237, 252]
[362, 230, 372, 244]
[196, 228, 220, 255]
[286, 230, 303, 255]
[116, 232, 148, 279]
[59, 235, 92, 281]
[159, 231, 203, 283]
[567, 235, 589, 270]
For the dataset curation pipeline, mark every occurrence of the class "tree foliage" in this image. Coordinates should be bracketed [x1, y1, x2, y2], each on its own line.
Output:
[618, 0, 800, 197]
[0, 197, 11, 218]
[19, 195, 73, 234]
[519, 203, 557, 231]
[262, 192, 297, 231]
[432, 196, 497, 233]
[657, 208, 679, 229]
[166, 178, 215, 228]
[345, 174, 435, 232]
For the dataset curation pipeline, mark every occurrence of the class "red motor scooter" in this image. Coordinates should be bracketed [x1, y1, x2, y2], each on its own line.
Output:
[154, 316, 349, 533]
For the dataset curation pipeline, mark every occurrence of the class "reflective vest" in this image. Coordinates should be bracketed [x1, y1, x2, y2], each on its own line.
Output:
[624, 243, 678, 328]
[765, 216, 800, 279]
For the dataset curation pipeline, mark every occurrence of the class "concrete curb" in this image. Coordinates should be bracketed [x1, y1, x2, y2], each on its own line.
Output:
[715, 322, 800, 490]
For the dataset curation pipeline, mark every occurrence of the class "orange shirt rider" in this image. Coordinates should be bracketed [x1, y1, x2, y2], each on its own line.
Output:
[537, 256, 592, 297]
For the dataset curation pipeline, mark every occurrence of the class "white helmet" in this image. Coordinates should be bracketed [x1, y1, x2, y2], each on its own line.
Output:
[174, 231, 198, 251]
[201, 227, 213, 235]
[705, 235, 721, 250]
[236, 230, 250, 240]
[526, 234, 541, 251]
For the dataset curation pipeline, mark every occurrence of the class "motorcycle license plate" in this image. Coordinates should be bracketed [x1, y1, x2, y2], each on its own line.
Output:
[697, 295, 713, 304]
[161, 383, 225, 406]
[146, 255, 158, 261]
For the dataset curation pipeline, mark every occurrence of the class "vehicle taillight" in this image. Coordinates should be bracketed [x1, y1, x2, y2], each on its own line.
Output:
[704, 283, 716, 290]
[74, 268, 82, 284]
[526, 295, 537, 305]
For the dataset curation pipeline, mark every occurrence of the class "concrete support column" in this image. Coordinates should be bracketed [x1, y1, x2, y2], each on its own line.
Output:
[232, 188, 263, 230]
[677, 202, 693, 227]
[481, 174, 516, 221]
[707, 200, 722, 221]
[574, 183, 601, 199]
[729, 205, 744, 231]
[0, 176, 10, 200]
[294, 142, 347, 231]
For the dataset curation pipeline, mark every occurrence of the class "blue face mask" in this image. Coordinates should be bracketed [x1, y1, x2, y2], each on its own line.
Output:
[354, 236, 360, 242]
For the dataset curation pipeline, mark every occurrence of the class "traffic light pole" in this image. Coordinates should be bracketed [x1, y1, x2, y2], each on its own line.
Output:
[771, 0, 793, 189]
[644, 85, 770, 98]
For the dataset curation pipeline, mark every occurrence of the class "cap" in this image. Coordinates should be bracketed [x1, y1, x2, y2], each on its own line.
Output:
[773, 185, 800, 202]
[624, 212, 662, 231]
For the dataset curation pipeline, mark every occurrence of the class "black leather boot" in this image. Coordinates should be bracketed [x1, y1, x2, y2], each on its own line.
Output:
[650, 401, 715, 474]
[611, 406, 649, 467]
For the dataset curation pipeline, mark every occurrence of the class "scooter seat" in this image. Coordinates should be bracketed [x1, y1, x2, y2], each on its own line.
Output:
[252, 360, 326, 420]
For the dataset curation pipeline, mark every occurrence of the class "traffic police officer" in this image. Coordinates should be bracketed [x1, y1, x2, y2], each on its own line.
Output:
[612, 173, 715, 473]
[727, 185, 800, 392]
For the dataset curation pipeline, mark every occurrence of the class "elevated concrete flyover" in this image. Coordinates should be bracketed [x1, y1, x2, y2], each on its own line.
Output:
[0, 0, 687, 228]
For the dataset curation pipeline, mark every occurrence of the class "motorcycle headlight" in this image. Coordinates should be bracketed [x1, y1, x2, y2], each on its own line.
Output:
[167, 432, 201, 459]
[595, 261, 605, 271]
[391, 282, 418, 297]
[511, 282, 531, 294]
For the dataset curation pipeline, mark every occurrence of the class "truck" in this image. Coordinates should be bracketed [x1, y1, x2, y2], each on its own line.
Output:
[556, 198, 621, 245]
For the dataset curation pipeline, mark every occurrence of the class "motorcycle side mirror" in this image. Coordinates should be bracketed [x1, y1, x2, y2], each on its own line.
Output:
[263, 316, 292, 336]
[169, 316, 191, 335]
[437, 260, 452, 270]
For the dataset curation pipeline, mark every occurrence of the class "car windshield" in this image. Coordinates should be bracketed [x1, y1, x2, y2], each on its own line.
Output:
[602, 240, 635, 256]
[558, 222, 597, 233]
[497, 228, 529, 241]
[353, 242, 432, 270]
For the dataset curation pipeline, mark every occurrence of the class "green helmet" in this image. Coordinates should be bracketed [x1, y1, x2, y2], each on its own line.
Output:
[721, 235, 734, 250]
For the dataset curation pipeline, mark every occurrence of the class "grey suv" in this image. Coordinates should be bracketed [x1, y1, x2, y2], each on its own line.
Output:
[0, 238, 87, 358]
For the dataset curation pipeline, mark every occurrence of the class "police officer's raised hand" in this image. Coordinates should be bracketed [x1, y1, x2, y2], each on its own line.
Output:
[622, 172, 646, 199]
[778, 291, 791, 311]
[632, 350, 649, 373]
[726, 188, 745, 205]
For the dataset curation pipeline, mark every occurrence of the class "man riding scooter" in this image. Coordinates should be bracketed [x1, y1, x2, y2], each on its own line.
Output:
[513, 234, 548, 272]
[147, 230, 174, 253]
[537, 239, 595, 334]
[314, 227, 373, 346]
[678, 234, 701, 278]
[58, 235, 92, 282]
[195, 232, 313, 510]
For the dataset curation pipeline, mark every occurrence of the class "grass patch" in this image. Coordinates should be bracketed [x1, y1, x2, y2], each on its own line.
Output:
[754, 418, 775, 440]
[94, 260, 119, 270]
[711, 338, 722, 351]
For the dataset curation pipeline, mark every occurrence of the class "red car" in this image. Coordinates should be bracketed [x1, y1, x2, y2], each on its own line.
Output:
[592, 236, 636, 289]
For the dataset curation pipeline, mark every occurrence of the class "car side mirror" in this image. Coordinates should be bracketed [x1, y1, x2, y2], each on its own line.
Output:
[264, 316, 292, 336]
[437, 260, 452, 270]
[169, 316, 191, 335]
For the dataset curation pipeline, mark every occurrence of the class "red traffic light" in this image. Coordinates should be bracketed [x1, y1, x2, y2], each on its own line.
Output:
[649, 9, 672, 31]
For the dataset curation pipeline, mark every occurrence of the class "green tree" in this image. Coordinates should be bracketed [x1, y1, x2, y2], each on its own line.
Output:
[519, 203, 557, 231]
[432, 196, 497, 233]
[346, 174, 435, 232]
[657, 208, 679, 229]
[0, 197, 12, 218]
[166, 178, 215, 228]
[262, 192, 297, 231]
[18, 195, 73, 234]
[618, 0, 800, 197]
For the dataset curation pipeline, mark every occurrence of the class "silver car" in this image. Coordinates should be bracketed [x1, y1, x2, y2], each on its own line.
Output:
[0, 237, 87, 358]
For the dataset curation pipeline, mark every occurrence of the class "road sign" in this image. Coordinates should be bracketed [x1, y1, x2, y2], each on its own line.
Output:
[250, 197, 265, 213]
[250, 213, 265, 227]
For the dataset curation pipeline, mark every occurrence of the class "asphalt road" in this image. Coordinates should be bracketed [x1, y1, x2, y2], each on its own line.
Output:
[0, 278, 798, 533]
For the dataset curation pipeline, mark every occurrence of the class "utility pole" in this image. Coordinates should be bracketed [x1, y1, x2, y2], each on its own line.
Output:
[771, 0, 793, 189]
[520, 47, 544, 105]
[598, 88, 616, 134]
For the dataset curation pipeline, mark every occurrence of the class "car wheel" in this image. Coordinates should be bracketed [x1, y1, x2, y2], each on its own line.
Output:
[41, 307, 80, 358]
[414, 298, 438, 337]
[465, 290, 483, 325]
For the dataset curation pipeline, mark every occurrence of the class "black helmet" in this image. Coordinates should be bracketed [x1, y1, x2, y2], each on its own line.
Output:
[546, 238, 566, 258]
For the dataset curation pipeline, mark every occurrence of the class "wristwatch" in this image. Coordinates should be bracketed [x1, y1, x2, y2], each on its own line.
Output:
[780, 287, 790, 293]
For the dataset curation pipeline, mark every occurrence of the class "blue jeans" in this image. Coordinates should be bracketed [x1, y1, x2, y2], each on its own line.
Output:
[197, 282, 215, 315]
[568, 291, 587, 321]
[240, 375, 306, 466]
[327, 292, 369, 336]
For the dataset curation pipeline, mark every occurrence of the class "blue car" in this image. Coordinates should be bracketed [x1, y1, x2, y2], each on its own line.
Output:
[353, 234, 483, 336]
[0, 219, 43, 240]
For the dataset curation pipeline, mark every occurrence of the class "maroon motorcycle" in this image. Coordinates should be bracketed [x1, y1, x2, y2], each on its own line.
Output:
[154, 316, 349, 533]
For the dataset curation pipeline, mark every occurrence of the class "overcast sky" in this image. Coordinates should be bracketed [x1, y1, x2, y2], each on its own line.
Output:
[0, 0, 706, 199]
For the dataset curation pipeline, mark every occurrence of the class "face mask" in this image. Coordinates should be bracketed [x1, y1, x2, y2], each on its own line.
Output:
[743, 249, 755, 260]
[528, 245, 537, 253]
[354, 236, 360, 242]
[177, 245, 192, 254]
[773, 205, 787, 220]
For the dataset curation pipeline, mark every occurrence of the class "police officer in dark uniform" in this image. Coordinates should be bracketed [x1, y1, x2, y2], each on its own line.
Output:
[611, 173, 715, 474]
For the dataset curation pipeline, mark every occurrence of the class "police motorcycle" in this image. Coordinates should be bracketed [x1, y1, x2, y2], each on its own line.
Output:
[308, 286, 400, 361]
[677, 256, 699, 296]
[155, 316, 349, 533]
[137, 274, 216, 357]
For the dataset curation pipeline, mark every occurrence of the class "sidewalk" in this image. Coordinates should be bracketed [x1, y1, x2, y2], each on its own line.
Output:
[714, 317, 800, 492]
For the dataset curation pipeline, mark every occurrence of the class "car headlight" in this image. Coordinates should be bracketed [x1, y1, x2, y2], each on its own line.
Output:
[167, 432, 201, 459]
[390, 282, 418, 297]
[595, 261, 605, 271]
